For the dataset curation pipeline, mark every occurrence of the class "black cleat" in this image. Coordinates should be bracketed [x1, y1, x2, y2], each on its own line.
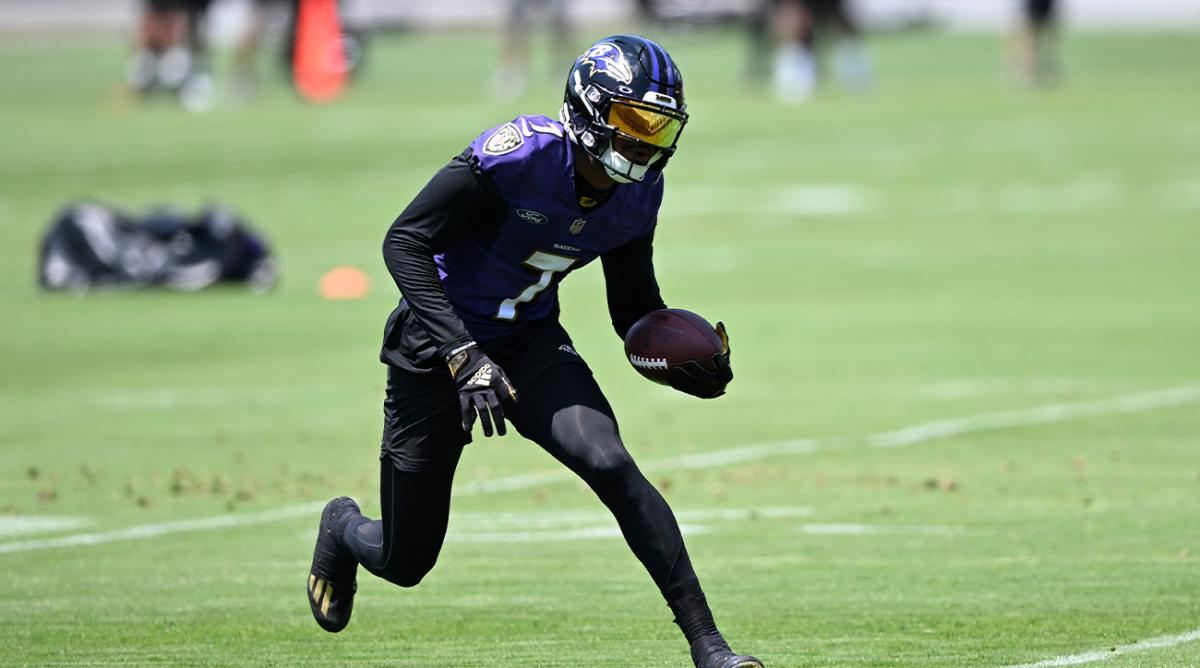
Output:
[692, 635, 765, 668]
[709, 657, 765, 668]
[307, 496, 361, 633]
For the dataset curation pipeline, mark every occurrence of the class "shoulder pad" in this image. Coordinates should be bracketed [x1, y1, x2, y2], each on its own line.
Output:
[468, 115, 568, 195]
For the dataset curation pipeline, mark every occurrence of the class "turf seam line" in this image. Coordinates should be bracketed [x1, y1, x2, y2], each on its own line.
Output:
[0, 384, 1196, 556]
[999, 627, 1200, 667]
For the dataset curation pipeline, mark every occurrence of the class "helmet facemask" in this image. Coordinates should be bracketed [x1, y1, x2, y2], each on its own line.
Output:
[563, 81, 687, 184]
[598, 142, 658, 184]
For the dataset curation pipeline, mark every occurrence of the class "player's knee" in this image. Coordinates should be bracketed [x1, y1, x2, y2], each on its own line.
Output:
[382, 565, 431, 588]
[576, 435, 641, 491]
[582, 443, 636, 480]
[389, 572, 426, 588]
[551, 407, 636, 480]
[380, 556, 436, 588]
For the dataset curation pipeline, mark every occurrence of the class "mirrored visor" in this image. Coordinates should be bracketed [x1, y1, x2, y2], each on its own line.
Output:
[606, 99, 685, 149]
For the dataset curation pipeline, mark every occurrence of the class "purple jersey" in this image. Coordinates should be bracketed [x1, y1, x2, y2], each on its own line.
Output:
[436, 114, 663, 341]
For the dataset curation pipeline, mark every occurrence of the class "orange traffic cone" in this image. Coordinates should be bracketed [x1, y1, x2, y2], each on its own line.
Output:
[293, 0, 347, 103]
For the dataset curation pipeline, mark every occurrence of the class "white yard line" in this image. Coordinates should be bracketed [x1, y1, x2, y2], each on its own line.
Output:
[640, 438, 822, 473]
[1000, 175, 1124, 215]
[445, 521, 952, 543]
[799, 523, 958, 536]
[1, 385, 1197, 556]
[294, 507, 815, 543]
[0, 515, 91, 537]
[1000, 628, 1200, 667]
[869, 385, 1200, 448]
[450, 439, 820, 497]
[453, 469, 574, 496]
[448, 524, 714, 544]
[0, 503, 324, 555]
[447, 506, 813, 529]
[84, 385, 345, 411]
[915, 378, 1103, 401]
[664, 183, 873, 218]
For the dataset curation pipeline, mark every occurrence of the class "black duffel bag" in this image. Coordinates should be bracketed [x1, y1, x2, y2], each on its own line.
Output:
[39, 201, 277, 293]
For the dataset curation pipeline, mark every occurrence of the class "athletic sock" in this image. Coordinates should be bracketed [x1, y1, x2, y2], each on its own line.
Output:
[668, 591, 727, 650]
[340, 515, 383, 569]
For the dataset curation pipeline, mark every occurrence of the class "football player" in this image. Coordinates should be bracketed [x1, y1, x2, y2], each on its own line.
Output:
[752, 0, 871, 102]
[306, 35, 760, 668]
[492, 0, 573, 102]
[126, 0, 214, 109]
[1007, 0, 1059, 86]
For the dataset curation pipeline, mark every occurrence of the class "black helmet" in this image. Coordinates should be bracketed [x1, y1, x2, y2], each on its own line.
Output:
[560, 35, 688, 183]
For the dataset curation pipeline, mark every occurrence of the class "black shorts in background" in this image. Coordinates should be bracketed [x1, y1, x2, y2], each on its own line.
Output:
[380, 317, 592, 472]
[1025, 0, 1055, 25]
[146, 0, 213, 12]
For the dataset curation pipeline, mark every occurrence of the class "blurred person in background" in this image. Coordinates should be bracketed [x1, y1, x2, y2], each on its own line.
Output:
[230, 0, 365, 104]
[230, 0, 299, 102]
[765, 0, 817, 102]
[127, 0, 215, 110]
[492, 0, 573, 102]
[630, 0, 666, 23]
[1008, 0, 1059, 86]
[749, 0, 872, 103]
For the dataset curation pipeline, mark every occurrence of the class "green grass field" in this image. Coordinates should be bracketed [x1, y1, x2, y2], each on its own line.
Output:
[2, 27, 1199, 667]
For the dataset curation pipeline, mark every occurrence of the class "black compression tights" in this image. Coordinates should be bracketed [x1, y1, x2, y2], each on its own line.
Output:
[342, 362, 703, 602]
[343, 454, 461, 588]
[509, 363, 703, 601]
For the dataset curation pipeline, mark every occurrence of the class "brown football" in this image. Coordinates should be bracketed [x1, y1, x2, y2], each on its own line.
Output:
[623, 308, 724, 385]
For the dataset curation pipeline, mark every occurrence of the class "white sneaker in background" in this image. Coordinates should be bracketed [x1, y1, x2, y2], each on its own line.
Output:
[834, 40, 873, 92]
[773, 43, 817, 104]
[158, 46, 193, 90]
[127, 49, 158, 91]
[180, 72, 215, 112]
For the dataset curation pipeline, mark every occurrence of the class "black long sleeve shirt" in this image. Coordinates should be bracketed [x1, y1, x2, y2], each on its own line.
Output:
[380, 149, 666, 371]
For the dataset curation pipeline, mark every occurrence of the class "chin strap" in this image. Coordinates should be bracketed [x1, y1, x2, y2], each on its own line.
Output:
[600, 144, 653, 184]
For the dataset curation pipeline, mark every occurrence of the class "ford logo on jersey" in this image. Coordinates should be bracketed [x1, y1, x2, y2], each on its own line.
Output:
[516, 209, 550, 225]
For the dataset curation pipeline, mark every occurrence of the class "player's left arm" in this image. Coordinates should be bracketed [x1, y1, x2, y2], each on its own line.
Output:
[601, 229, 733, 398]
[601, 229, 667, 339]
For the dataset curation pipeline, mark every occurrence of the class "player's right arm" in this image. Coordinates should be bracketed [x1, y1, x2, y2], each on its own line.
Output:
[382, 149, 517, 437]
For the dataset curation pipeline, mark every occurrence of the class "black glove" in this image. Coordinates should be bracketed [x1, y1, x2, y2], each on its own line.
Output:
[447, 343, 518, 437]
[668, 322, 733, 399]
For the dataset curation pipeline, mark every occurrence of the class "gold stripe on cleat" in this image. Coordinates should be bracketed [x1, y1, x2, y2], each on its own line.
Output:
[308, 573, 316, 592]
[321, 583, 333, 616]
[311, 578, 326, 605]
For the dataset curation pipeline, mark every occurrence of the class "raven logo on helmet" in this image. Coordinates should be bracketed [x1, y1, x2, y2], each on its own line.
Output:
[580, 43, 633, 85]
